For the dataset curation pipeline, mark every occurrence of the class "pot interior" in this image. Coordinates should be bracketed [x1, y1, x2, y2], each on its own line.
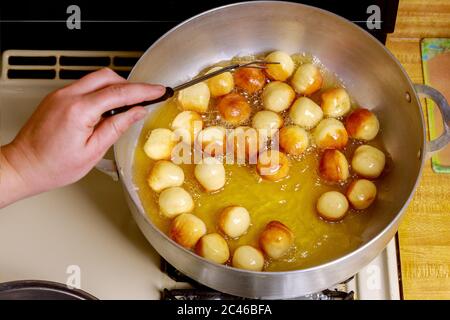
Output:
[116, 2, 424, 271]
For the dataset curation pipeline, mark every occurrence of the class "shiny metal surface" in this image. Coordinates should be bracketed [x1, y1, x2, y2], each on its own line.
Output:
[113, 1, 448, 298]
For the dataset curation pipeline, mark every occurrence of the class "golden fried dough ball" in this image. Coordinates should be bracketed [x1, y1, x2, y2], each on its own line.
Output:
[159, 187, 194, 218]
[321, 88, 351, 118]
[233, 67, 266, 94]
[259, 221, 294, 259]
[177, 82, 210, 113]
[232, 126, 261, 163]
[265, 51, 295, 81]
[232, 245, 264, 271]
[313, 118, 348, 150]
[218, 206, 251, 238]
[251, 110, 283, 139]
[291, 63, 322, 95]
[170, 213, 206, 249]
[147, 160, 184, 192]
[346, 179, 377, 210]
[289, 97, 323, 129]
[217, 93, 251, 125]
[262, 81, 296, 112]
[318, 149, 349, 183]
[279, 125, 310, 156]
[316, 191, 349, 222]
[194, 157, 226, 192]
[171, 111, 203, 144]
[351, 145, 386, 179]
[144, 128, 177, 160]
[345, 108, 380, 141]
[197, 126, 226, 156]
[256, 150, 290, 182]
[195, 233, 230, 264]
[206, 67, 234, 97]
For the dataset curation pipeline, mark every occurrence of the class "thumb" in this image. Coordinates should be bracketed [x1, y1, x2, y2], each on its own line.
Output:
[88, 107, 147, 152]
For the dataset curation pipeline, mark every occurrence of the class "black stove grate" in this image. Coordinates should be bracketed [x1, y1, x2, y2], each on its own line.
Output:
[160, 260, 355, 300]
[161, 288, 354, 301]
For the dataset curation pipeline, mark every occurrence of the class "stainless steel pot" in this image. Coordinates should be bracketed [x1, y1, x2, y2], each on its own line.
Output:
[102, 1, 450, 298]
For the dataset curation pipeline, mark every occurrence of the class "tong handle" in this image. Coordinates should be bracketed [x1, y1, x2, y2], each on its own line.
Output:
[102, 87, 175, 118]
[101, 61, 277, 118]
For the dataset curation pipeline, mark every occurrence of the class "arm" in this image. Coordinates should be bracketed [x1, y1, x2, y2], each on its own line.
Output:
[0, 145, 30, 207]
[0, 68, 165, 208]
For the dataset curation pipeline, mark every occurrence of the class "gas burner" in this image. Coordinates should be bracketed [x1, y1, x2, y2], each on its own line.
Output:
[162, 288, 354, 301]
[161, 259, 200, 286]
[162, 289, 246, 301]
[321, 289, 355, 300]
[160, 260, 354, 300]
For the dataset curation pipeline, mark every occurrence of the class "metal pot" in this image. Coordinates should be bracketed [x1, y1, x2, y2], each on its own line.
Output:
[100, 1, 450, 298]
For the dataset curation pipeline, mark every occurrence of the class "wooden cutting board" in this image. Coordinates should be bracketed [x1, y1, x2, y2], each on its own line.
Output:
[386, 0, 450, 300]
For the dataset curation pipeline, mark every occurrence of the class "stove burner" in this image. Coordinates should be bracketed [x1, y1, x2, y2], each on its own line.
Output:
[161, 259, 202, 286]
[321, 289, 355, 300]
[162, 288, 354, 300]
[162, 289, 246, 301]
[160, 260, 355, 300]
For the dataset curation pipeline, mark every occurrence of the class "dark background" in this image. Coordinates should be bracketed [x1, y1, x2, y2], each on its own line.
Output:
[0, 0, 399, 51]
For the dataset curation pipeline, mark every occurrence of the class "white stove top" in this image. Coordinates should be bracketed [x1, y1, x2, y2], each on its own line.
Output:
[0, 50, 400, 300]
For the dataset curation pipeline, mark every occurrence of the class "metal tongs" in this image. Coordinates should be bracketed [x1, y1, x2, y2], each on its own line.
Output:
[103, 61, 279, 117]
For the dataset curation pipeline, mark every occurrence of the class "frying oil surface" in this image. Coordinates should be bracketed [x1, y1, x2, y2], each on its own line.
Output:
[133, 54, 382, 271]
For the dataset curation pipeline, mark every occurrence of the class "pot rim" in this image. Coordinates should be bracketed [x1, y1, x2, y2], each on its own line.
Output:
[117, 0, 426, 276]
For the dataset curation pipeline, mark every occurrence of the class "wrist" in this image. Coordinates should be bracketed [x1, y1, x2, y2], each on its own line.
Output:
[0, 143, 35, 207]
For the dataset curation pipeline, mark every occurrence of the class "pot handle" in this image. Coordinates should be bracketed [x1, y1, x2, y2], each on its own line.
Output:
[414, 84, 450, 154]
[95, 158, 119, 181]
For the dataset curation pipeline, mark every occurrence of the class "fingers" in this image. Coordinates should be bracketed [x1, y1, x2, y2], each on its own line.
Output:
[82, 82, 166, 117]
[87, 107, 147, 152]
[64, 68, 126, 95]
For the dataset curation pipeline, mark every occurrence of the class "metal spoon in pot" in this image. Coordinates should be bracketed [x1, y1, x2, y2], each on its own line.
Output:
[102, 61, 279, 118]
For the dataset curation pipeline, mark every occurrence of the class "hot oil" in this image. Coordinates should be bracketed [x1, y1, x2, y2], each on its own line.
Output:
[133, 54, 386, 271]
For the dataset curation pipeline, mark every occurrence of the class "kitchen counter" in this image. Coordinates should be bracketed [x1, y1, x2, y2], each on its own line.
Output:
[386, 0, 450, 300]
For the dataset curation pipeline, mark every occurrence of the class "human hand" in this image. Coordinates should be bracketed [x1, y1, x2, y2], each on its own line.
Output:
[1, 68, 164, 206]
